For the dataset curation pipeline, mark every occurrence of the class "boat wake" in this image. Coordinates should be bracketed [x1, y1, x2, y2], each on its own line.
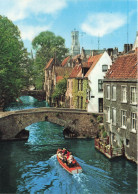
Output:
[47, 154, 93, 194]
[17, 154, 113, 194]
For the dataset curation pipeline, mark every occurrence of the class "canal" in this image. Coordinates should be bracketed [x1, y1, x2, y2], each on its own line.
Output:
[0, 96, 137, 193]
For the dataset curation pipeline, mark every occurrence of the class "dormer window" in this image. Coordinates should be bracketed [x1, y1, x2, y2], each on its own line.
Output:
[102, 65, 108, 72]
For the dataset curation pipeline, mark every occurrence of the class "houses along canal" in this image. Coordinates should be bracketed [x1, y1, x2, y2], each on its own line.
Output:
[0, 96, 137, 194]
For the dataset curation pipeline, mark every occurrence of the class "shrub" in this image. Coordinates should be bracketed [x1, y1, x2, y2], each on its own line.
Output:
[97, 115, 103, 123]
[99, 125, 104, 130]
[92, 113, 97, 118]
[103, 131, 107, 138]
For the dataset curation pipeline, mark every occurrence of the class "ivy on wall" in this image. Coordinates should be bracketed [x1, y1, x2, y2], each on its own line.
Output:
[72, 78, 88, 109]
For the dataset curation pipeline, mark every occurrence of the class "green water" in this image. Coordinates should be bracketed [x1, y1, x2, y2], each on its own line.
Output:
[0, 96, 137, 194]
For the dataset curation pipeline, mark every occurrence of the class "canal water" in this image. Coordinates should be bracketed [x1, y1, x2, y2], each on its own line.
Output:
[0, 96, 137, 194]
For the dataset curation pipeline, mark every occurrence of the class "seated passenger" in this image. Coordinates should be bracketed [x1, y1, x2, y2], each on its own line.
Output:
[62, 148, 67, 155]
[62, 155, 67, 163]
[58, 151, 63, 160]
[66, 151, 70, 158]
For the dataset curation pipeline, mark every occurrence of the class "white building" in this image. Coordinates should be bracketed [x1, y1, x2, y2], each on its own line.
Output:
[85, 51, 112, 113]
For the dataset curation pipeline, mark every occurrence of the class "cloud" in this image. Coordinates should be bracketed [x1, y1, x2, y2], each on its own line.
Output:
[0, 0, 67, 21]
[18, 24, 51, 41]
[81, 13, 126, 37]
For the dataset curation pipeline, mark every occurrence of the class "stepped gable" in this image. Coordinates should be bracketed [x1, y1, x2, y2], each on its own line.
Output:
[105, 52, 138, 80]
[61, 56, 71, 67]
[85, 53, 103, 77]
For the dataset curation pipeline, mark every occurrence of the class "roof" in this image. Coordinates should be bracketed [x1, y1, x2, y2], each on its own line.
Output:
[45, 58, 54, 70]
[85, 53, 103, 77]
[72, 54, 81, 61]
[61, 56, 71, 67]
[56, 76, 63, 83]
[55, 67, 73, 77]
[69, 64, 82, 78]
[82, 61, 91, 68]
[105, 52, 138, 80]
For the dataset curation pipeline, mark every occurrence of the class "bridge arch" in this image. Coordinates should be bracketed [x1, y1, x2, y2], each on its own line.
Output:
[0, 108, 100, 141]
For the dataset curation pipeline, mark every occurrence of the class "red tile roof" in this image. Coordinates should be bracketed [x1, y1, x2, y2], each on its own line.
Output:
[45, 58, 54, 69]
[61, 56, 70, 67]
[69, 64, 82, 78]
[85, 53, 103, 77]
[105, 52, 138, 79]
[56, 76, 63, 83]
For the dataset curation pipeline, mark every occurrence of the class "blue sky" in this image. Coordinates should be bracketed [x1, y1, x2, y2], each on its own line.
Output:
[0, 0, 137, 52]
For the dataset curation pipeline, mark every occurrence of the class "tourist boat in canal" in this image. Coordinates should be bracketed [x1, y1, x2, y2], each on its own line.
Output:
[57, 149, 82, 174]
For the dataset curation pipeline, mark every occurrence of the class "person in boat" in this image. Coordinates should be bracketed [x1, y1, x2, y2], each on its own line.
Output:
[67, 152, 76, 167]
[66, 150, 70, 158]
[57, 150, 63, 160]
[62, 148, 67, 155]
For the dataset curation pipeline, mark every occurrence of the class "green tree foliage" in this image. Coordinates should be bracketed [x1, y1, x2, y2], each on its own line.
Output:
[0, 16, 29, 106]
[52, 78, 67, 99]
[32, 31, 69, 89]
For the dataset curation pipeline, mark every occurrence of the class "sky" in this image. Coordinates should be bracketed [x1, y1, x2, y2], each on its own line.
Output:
[0, 0, 137, 53]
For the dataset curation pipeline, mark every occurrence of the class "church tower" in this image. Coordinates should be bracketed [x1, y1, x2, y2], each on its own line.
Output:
[70, 30, 80, 56]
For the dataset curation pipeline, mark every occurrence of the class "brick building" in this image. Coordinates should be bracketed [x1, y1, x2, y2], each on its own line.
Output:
[103, 49, 138, 163]
[44, 58, 72, 106]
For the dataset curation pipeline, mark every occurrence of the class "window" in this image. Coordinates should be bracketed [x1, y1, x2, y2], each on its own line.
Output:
[81, 79, 83, 91]
[131, 113, 137, 132]
[78, 79, 83, 91]
[121, 86, 127, 103]
[121, 110, 127, 129]
[112, 108, 116, 125]
[126, 139, 129, 147]
[87, 89, 91, 100]
[71, 97, 73, 106]
[112, 86, 116, 100]
[130, 87, 137, 104]
[102, 65, 108, 72]
[106, 85, 110, 99]
[77, 96, 79, 108]
[81, 97, 83, 109]
[98, 79, 103, 92]
[78, 80, 80, 91]
[71, 81, 73, 89]
[106, 107, 110, 123]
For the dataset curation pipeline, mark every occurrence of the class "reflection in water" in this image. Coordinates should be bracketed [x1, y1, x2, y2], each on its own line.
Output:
[0, 96, 137, 194]
[4, 96, 49, 111]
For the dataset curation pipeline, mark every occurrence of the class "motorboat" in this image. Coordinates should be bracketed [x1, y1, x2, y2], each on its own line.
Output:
[57, 148, 82, 174]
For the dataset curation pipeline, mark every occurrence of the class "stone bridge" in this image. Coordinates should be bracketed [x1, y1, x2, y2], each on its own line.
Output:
[21, 90, 46, 101]
[0, 108, 102, 141]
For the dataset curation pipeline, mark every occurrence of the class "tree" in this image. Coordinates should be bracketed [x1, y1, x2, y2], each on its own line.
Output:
[52, 78, 67, 100]
[32, 31, 69, 89]
[0, 16, 29, 107]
